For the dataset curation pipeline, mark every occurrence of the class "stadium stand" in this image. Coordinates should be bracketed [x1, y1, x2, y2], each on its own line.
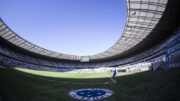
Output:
[0, 29, 180, 72]
[0, 0, 180, 73]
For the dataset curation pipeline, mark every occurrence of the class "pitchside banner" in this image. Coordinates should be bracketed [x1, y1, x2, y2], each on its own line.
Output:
[166, 40, 180, 69]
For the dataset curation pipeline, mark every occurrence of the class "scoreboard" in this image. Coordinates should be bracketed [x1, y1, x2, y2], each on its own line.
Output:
[80, 57, 89, 62]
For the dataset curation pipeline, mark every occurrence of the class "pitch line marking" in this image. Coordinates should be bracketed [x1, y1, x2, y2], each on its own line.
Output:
[105, 73, 121, 87]
[105, 73, 117, 84]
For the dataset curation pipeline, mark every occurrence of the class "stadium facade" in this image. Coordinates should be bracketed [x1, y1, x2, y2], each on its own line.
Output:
[0, 0, 180, 72]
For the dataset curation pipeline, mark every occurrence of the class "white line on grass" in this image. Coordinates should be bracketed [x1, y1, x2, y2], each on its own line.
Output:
[105, 73, 117, 84]
[0, 66, 6, 69]
[105, 73, 121, 87]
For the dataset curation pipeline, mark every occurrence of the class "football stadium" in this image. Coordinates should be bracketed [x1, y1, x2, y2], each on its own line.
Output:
[0, 0, 180, 101]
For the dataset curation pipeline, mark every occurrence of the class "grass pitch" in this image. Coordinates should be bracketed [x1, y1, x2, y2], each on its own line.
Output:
[15, 68, 116, 79]
[0, 67, 180, 101]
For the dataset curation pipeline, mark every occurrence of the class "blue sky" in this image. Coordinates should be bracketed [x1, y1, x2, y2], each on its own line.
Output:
[0, 0, 126, 56]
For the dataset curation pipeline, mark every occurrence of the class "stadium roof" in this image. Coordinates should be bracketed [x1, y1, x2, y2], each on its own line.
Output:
[0, 0, 180, 62]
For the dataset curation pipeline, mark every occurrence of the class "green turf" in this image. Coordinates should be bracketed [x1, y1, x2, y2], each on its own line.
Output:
[15, 67, 143, 79]
[15, 68, 115, 79]
[0, 67, 180, 101]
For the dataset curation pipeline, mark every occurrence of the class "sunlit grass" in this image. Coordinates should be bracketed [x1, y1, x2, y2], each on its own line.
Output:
[15, 67, 144, 79]
[15, 67, 111, 79]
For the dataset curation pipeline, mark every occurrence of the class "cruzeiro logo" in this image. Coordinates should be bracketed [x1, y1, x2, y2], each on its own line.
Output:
[69, 88, 113, 100]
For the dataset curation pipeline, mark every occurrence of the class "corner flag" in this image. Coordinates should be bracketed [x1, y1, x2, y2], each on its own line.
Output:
[112, 69, 116, 78]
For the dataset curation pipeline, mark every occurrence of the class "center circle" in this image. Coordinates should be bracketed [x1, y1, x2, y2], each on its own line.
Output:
[69, 88, 113, 100]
